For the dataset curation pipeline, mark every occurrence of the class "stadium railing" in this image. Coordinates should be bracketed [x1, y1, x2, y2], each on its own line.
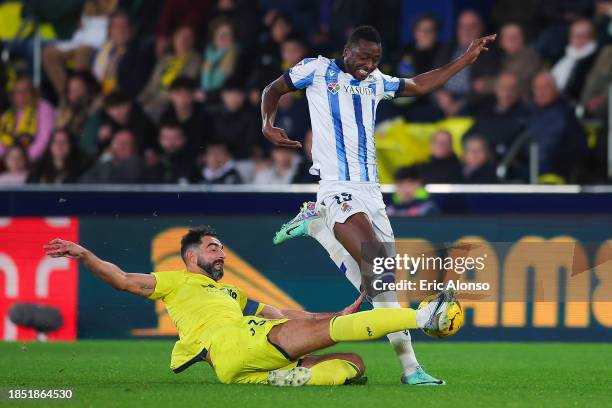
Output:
[1, 184, 611, 216]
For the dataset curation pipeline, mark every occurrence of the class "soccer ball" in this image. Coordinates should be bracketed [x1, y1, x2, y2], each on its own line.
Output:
[418, 293, 464, 338]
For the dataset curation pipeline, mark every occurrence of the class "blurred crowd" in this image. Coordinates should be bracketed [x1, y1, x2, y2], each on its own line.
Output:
[0, 0, 610, 188]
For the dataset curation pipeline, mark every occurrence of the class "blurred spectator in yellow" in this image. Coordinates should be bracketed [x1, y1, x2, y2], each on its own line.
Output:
[42, 0, 116, 98]
[139, 24, 201, 121]
[92, 11, 154, 97]
[0, 76, 55, 161]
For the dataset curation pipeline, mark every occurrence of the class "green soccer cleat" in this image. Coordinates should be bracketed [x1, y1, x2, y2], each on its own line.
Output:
[400, 366, 446, 385]
[268, 366, 312, 387]
[273, 202, 320, 245]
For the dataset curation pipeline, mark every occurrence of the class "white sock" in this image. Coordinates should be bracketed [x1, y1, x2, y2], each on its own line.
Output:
[372, 292, 420, 376]
[308, 219, 420, 376]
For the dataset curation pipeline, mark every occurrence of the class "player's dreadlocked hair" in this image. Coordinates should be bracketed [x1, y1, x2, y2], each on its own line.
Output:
[347, 25, 382, 46]
[180, 226, 218, 262]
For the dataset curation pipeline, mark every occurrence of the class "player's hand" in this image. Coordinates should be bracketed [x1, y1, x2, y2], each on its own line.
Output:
[337, 292, 366, 316]
[262, 124, 302, 148]
[44, 238, 87, 259]
[462, 34, 497, 64]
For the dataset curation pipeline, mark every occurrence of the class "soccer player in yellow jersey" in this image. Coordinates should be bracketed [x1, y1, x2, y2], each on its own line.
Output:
[44, 226, 455, 386]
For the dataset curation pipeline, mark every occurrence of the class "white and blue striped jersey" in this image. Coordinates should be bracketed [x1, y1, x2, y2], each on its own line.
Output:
[283, 55, 404, 183]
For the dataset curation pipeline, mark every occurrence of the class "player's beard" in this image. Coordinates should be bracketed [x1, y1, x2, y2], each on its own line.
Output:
[197, 256, 224, 281]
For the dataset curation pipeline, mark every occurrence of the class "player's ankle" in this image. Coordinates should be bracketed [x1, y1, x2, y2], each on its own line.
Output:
[415, 307, 431, 328]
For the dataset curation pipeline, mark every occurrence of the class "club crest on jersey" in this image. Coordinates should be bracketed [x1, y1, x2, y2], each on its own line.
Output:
[340, 202, 353, 213]
[327, 82, 340, 94]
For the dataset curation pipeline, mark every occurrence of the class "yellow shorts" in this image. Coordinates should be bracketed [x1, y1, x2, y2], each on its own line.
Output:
[208, 316, 299, 384]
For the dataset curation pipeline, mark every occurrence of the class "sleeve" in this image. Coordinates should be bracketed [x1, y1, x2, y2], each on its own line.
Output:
[29, 100, 54, 161]
[243, 299, 265, 316]
[148, 271, 179, 300]
[232, 285, 266, 316]
[283, 57, 319, 91]
[379, 72, 405, 100]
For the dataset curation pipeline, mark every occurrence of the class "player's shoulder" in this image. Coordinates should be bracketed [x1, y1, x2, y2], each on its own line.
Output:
[219, 282, 239, 291]
[152, 269, 187, 276]
[152, 269, 188, 283]
[148, 269, 188, 299]
[292, 55, 329, 70]
[369, 68, 394, 81]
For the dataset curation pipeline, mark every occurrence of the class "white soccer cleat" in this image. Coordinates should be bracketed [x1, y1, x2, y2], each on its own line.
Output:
[268, 366, 312, 387]
[417, 290, 455, 332]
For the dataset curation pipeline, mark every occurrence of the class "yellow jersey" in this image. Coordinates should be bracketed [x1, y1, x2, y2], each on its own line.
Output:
[148, 269, 264, 372]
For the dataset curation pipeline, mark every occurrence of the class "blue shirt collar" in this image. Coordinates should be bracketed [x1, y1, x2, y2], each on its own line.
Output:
[334, 57, 347, 73]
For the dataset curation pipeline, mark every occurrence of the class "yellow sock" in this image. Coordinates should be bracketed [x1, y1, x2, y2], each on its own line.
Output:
[307, 359, 360, 385]
[329, 308, 418, 342]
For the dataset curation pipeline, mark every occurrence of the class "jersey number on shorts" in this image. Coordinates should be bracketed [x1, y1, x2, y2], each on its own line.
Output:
[334, 193, 352, 205]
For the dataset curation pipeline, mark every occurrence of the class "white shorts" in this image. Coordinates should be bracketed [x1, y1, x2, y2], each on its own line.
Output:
[316, 180, 394, 243]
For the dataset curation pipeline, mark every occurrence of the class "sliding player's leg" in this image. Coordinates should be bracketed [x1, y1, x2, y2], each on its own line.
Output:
[267, 290, 453, 360]
[216, 317, 366, 386]
[300, 353, 365, 385]
[269, 353, 365, 386]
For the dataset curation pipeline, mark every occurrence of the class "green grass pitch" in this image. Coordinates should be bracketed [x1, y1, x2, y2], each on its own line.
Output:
[2, 341, 611, 407]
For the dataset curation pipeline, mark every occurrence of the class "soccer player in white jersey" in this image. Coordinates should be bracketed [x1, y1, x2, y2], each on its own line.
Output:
[261, 26, 495, 385]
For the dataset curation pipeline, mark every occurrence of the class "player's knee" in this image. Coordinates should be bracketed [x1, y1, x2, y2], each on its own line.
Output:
[361, 240, 388, 266]
[342, 353, 365, 376]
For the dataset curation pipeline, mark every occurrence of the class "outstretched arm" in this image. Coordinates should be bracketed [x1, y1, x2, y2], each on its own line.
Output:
[398, 34, 497, 97]
[44, 238, 156, 297]
[258, 293, 365, 320]
[261, 76, 302, 148]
